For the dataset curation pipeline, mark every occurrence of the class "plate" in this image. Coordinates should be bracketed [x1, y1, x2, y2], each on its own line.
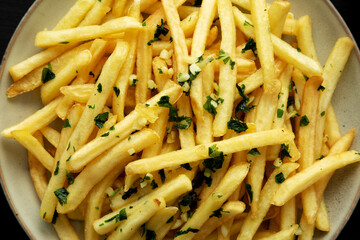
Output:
[0, 0, 359, 239]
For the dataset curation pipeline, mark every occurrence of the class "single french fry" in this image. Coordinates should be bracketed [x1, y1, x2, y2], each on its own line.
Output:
[108, 197, 166, 239]
[1, 96, 63, 138]
[297, 15, 319, 63]
[324, 104, 341, 147]
[181, 11, 199, 38]
[315, 199, 330, 231]
[40, 126, 60, 148]
[193, 201, 246, 240]
[28, 131, 47, 199]
[189, 0, 217, 122]
[107, 196, 166, 240]
[40, 49, 92, 104]
[254, 224, 298, 240]
[283, 15, 297, 36]
[162, 0, 196, 148]
[196, 62, 214, 145]
[40, 104, 83, 222]
[314, 37, 354, 159]
[312, 129, 356, 230]
[212, 0, 237, 137]
[145, 206, 178, 232]
[135, 27, 152, 104]
[125, 128, 294, 175]
[113, 0, 140, 121]
[78, 0, 112, 26]
[175, 163, 249, 240]
[94, 174, 192, 234]
[247, 80, 280, 214]
[53, 0, 95, 30]
[268, 0, 291, 38]
[112, 0, 128, 17]
[271, 151, 360, 207]
[267, 64, 292, 160]
[296, 76, 323, 224]
[237, 163, 299, 240]
[60, 84, 94, 103]
[250, 0, 277, 93]
[35, 17, 141, 48]
[12, 130, 54, 171]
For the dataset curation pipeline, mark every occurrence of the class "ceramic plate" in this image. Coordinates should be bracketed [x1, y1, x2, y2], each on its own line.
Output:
[0, 0, 359, 239]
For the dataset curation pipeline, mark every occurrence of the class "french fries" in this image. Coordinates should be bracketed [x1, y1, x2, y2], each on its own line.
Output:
[2, 0, 358, 239]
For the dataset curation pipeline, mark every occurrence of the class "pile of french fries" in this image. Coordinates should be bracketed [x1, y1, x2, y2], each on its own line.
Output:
[2, 0, 359, 239]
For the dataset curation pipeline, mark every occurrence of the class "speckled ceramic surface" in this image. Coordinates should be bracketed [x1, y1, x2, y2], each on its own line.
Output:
[0, 0, 359, 239]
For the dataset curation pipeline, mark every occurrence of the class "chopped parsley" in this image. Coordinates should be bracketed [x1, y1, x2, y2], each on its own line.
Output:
[94, 112, 109, 128]
[245, 184, 253, 202]
[248, 148, 261, 156]
[53, 161, 60, 175]
[122, 187, 137, 200]
[97, 83, 102, 93]
[66, 169, 75, 185]
[300, 115, 310, 126]
[277, 108, 284, 118]
[209, 208, 230, 218]
[174, 227, 199, 237]
[216, 49, 236, 70]
[180, 163, 192, 171]
[227, 118, 248, 133]
[203, 95, 224, 116]
[235, 84, 255, 115]
[242, 38, 258, 57]
[202, 145, 225, 173]
[41, 63, 56, 83]
[158, 169, 166, 183]
[63, 119, 71, 128]
[105, 208, 127, 223]
[145, 229, 156, 240]
[113, 86, 120, 97]
[147, 19, 169, 45]
[275, 172, 285, 184]
[54, 187, 69, 205]
[279, 144, 291, 160]
[157, 96, 192, 129]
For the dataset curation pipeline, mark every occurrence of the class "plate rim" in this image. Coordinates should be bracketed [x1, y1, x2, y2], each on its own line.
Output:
[0, 0, 359, 239]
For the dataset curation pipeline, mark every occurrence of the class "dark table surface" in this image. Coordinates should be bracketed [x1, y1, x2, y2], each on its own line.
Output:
[0, 0, 359, 239]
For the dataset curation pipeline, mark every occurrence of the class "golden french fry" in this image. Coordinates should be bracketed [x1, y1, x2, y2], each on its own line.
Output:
[35, 17, 141, 48]
[1, 96, 63, 138]
[40, 126, 60, 148]
[107, 196, 166, 240]
[297, 15, 319, 62]
[314, 37, 354, 159]
[212, 0, 237, 137]
[272, 151, 360, 206]
[125, 128, 294, 175]
[12, 130, 54, 171]
[268, 0, 291, 38]
[53, 0, 95, 30]
[250, 0, 277, 93]
[40, 104, 83, 222]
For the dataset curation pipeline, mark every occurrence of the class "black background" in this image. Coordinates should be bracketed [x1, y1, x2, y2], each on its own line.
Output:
[0, 0, 359, 239]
